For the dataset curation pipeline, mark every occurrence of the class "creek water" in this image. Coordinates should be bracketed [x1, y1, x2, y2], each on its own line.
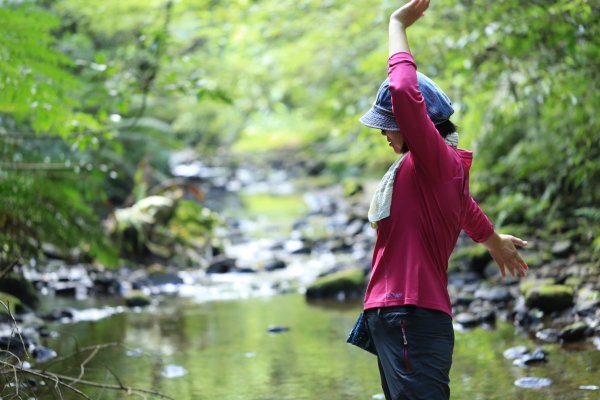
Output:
[38, 294, 599, 400]
[33, 167, 599, 399]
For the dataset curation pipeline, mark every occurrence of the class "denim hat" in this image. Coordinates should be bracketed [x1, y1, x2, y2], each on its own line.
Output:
[359, 72, 454, 130]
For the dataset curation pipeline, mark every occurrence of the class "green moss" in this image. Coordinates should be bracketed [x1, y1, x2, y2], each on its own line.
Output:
[525, 284, 574, 312]
[519, 278, 555, 296]
[538, 285, 574, 297]
[564, 276, 582, 288]
[305, 269, 366, 299]
[342, 179, 364, 198]
[124, 290, 151, 307]
[522, 252, 544, 269]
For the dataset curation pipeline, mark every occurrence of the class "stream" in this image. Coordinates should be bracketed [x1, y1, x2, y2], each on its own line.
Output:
[29, 158, 600, 399]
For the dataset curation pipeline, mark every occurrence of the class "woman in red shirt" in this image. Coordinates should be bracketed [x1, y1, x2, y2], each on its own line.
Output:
[358, 1, 529, 399]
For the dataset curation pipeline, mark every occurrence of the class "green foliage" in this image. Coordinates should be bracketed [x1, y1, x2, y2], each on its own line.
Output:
[2, 0, 598, 267]
[423, 0, 600, 237]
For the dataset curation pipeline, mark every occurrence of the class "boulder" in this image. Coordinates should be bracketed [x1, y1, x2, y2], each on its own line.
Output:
[305, 269, 367, 300]
[519, 278, 555, 296]
[207, 256, 238, 274]
[535, 328, 560, 343]
[264, 259, 286, 272]
[455, 312, 480, 328]
[147, 264, 183, 286]
[575, 287, 600, 314]
[559, 321, 589, 342]
[551, 239, 572, 258]
[474, 286, 512, 303]
[513, 349, 547, 367]
[524, 284, 574, 312]
[124, 290, 151, 307]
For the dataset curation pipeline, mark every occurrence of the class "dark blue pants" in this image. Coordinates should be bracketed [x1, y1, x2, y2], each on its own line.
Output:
[365, 306, 454, 400]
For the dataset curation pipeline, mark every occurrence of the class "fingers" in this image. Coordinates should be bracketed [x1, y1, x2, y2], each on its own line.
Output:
[495, 257, 506, 278]
[511, 236, 529, 247]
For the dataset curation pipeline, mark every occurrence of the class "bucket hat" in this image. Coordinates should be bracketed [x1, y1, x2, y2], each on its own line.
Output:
[360, 73, 454, 130]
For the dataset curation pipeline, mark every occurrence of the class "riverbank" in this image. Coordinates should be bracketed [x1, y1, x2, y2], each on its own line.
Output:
[1, 154, 598, 398]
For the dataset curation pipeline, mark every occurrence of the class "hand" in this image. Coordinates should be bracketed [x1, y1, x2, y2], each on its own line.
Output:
[482, 232, 529, 278]
[390, 0, 430, 28]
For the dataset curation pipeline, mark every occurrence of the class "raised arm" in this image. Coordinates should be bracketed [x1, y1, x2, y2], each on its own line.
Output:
[389, 0, 429, 56]
[387, 0, 456, 181]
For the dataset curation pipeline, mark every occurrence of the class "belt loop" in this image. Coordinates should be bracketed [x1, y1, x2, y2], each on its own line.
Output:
[377, 308, 381, 316]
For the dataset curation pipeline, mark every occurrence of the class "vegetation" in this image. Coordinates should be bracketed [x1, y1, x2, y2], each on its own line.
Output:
[1, 0, 598, 268]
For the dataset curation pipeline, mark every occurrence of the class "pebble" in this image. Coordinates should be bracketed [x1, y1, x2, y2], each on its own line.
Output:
[503, 346, 528, 360]
[512, 349, 547, 367]
[514, 377, 552, 389]
[535, 328, 559, 343]
[267, 326, 290, 334]
[161, 364, 188, 378]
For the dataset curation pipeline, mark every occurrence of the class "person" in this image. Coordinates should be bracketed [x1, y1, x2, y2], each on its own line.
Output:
[357, 1, 529, 399]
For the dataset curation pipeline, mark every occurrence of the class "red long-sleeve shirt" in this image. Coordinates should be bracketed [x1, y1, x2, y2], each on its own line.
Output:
[363, 52, 494, 316]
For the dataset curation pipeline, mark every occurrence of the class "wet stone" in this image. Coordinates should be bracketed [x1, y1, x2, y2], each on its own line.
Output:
[474, 286, 512, 302]
[161, 365, 188, 378]
[267, 326, 290, 334]
[535, 328, 560, 343]
[513, 349, 547, 367]
[454, 292, 474, 306]
[264, 259, 286, 271]
[32, 346, 57, 363]
[558, 321, 589, 342]
[479, 309, 496, 324]
[207, 256, 238, 274]
[455, 312, 479, 328]
[514, 377, 552, 389]
[551, 240, 572, 258]
[503, 345, 528, 360]
[345, 218, 367, 237]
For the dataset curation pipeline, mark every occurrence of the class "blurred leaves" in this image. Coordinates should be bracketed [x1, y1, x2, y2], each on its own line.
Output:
[1, 0, 598, 264]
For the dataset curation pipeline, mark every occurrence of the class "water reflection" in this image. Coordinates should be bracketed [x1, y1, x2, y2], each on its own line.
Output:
[40, 294, 599, 400]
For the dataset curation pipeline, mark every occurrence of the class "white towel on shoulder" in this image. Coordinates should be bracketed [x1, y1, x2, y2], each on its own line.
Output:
[367, 132, 459, 228]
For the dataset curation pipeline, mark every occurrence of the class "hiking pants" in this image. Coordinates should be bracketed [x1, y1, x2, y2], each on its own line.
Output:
[365, 305, 454, 400]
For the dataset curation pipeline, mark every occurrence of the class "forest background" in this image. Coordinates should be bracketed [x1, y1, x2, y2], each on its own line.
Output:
[1, 0, 599, 267]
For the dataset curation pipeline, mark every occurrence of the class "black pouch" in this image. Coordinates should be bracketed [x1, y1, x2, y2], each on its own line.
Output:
[346, 312, 377, 355]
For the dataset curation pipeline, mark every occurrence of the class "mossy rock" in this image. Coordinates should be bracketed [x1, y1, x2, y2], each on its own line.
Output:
[522, 252, 544, 269]
[305, 269, 367, 300]
[124, 290, 151, 307]
[451, 245, 491, 275]
[0, 292, 22, 315]
[564, 276, 582, 288]
[558, 321, 589, 342]
[519, 278, 555, 296]
[524, 284, 574, 312]
[0, 273, 39, 309]
[342, 179, 364, 198]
